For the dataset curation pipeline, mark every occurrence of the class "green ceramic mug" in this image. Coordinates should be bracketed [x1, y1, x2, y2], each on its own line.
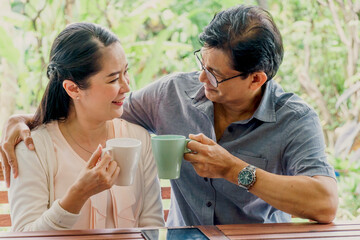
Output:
[151, 135, 191, 179]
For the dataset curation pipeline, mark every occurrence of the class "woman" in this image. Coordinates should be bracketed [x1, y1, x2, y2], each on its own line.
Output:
[8, 22, 164, 231]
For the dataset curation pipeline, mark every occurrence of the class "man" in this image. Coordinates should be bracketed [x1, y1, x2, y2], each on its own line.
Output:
[1, 5, 338, 226]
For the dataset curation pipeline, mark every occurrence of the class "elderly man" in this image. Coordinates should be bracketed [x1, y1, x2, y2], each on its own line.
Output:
[1, 5, 337, 226]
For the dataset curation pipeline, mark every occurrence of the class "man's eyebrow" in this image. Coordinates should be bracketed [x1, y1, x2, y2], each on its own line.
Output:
[200, 52, 225, 77]
[208, 66, 225, 77]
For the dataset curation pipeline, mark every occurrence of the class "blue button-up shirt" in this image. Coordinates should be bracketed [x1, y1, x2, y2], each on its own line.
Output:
[122, 71, 335, 226]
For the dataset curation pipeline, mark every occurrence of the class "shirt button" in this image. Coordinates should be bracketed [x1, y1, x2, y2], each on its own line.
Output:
[206, 201, 212, 207]
[204, 177, 208, 182]
[228, 126, 234, 132]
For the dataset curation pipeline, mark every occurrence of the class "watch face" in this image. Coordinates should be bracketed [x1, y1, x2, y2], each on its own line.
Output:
[239, 170, 254, 186]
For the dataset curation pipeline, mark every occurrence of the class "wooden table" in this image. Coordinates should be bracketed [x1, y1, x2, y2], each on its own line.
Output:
[218, 222, 360, 239]
[0, 222, 359, 239]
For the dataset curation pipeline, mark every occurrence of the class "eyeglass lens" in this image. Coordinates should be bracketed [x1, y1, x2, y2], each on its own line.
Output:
[195, 52, 218, 87]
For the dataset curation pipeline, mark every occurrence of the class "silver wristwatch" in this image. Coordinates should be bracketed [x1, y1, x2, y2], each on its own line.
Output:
[237, 165, 257, 190]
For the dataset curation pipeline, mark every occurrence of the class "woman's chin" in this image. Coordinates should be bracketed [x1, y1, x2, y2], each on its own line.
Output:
[112, 108, 124, 119]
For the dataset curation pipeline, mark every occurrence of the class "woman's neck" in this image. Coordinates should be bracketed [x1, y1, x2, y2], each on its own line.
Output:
[59, 112, 114, 160]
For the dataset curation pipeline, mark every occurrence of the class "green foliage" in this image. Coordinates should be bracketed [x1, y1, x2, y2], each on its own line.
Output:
[328, 150, 360, 220]
[337, 171, 360, 221]
[0, 26, 20, 65]
[0, 0, 359, 222]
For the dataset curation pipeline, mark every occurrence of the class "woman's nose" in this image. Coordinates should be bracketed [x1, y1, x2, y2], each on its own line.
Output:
[119, 77, 131, 93]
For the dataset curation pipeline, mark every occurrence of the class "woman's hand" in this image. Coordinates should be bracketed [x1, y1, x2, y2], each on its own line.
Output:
[59, 145, 120, 214]
[0, 114, 35, 187]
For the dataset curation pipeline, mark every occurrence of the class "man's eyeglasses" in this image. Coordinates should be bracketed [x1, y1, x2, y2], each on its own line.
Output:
[194, 49, 244, 88]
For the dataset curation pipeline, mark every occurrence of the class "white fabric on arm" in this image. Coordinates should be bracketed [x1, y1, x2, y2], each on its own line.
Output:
[9, 127, 80, 231]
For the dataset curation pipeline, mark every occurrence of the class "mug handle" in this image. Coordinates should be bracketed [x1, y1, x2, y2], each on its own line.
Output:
[101, 146, 113, 157]
[184, 139, 192, 153]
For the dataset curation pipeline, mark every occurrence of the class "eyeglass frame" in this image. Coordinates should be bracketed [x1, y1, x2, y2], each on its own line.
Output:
[194, 49, 245, 88]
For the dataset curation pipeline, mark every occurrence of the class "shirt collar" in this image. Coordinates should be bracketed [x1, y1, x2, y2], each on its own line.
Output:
[252, 80, 276, 123]
[184, 77, 277, 123]
[189, 86, 204, 101]
[184, 74, 204, 101]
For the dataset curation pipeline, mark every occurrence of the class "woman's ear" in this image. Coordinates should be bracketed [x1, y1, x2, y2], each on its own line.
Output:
[250, 72, 267, 91]
[62, 80, 80, 100]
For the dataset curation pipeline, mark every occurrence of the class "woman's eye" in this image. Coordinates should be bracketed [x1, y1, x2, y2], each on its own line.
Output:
[109, 78, 119, 83]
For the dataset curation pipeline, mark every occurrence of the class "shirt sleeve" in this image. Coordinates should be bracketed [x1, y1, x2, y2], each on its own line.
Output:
[122, 77, 166, 134]
[137, 130, 165, 227]
[282, 109, 336, 179]
[9, 142, 79, 232]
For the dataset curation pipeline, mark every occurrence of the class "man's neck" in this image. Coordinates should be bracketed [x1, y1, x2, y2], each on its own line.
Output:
[213, 91, 263, 141]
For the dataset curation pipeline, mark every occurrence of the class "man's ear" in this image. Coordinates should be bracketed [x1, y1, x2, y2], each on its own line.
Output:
[250, 72, 267, 91]
[62, 80, 80, 100]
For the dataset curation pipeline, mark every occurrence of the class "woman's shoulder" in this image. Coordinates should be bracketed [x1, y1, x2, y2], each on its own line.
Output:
[30, 122, 57, 143]
[113, 118, 150, 139]
[31, 125, 48, 137]
[15, 124, 47, 151]
[16, 122, 56, 155]
[15, 124, 50, 162]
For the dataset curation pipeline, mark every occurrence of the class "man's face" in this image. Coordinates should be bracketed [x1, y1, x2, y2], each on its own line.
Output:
[198, 47, 254, 106]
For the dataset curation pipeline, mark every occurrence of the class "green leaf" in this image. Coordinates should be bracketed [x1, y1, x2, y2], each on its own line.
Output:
[0, 26, 20, 65]
[136, 29, 173, 88]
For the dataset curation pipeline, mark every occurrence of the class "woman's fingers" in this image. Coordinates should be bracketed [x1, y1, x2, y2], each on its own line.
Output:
[83, 146, 120, 191]
[87, 145, 102, 168]
[106, 160, 118, 174]
[110, 166, 121, 183]
[107, 160, 120, 184]
[96, 150, 112, 168]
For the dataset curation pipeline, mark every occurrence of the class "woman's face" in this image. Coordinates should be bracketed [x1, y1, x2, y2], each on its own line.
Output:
[77, 42, 130, 122]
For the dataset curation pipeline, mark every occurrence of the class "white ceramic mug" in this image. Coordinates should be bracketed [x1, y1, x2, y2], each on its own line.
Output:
[102, 138, 142, 186]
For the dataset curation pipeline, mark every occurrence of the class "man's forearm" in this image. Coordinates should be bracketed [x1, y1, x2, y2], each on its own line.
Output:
[249, 170, 338, 223]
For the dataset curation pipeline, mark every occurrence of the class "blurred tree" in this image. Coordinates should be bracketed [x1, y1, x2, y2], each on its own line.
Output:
[0, 0, 359, 220]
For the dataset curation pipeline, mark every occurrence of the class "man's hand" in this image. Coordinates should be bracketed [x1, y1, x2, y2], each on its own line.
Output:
[0, 114, 34, 187]
[184, 134, 338, 223]
[184, 133, 245, 181]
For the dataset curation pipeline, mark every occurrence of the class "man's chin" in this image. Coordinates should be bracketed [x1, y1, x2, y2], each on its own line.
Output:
[204, 90, 219, 102]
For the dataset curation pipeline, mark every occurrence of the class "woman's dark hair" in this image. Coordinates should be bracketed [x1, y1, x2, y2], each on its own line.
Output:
[199, 5, 283, 81]
[31, 22, 119, 128]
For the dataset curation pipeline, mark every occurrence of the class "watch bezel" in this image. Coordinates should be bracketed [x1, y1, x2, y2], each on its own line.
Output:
[237, 165, 257, 190]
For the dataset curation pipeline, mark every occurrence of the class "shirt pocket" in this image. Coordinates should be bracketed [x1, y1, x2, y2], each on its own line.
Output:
[233, 150, 268, 170]
[215, 151, 268, 205]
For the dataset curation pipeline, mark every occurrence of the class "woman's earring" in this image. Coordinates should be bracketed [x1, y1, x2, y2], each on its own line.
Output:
[76, 96, 80, 100]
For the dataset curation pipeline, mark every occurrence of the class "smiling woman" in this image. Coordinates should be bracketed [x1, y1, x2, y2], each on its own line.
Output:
[61, 42, 130, 129]
[7, 22, 164, 231]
